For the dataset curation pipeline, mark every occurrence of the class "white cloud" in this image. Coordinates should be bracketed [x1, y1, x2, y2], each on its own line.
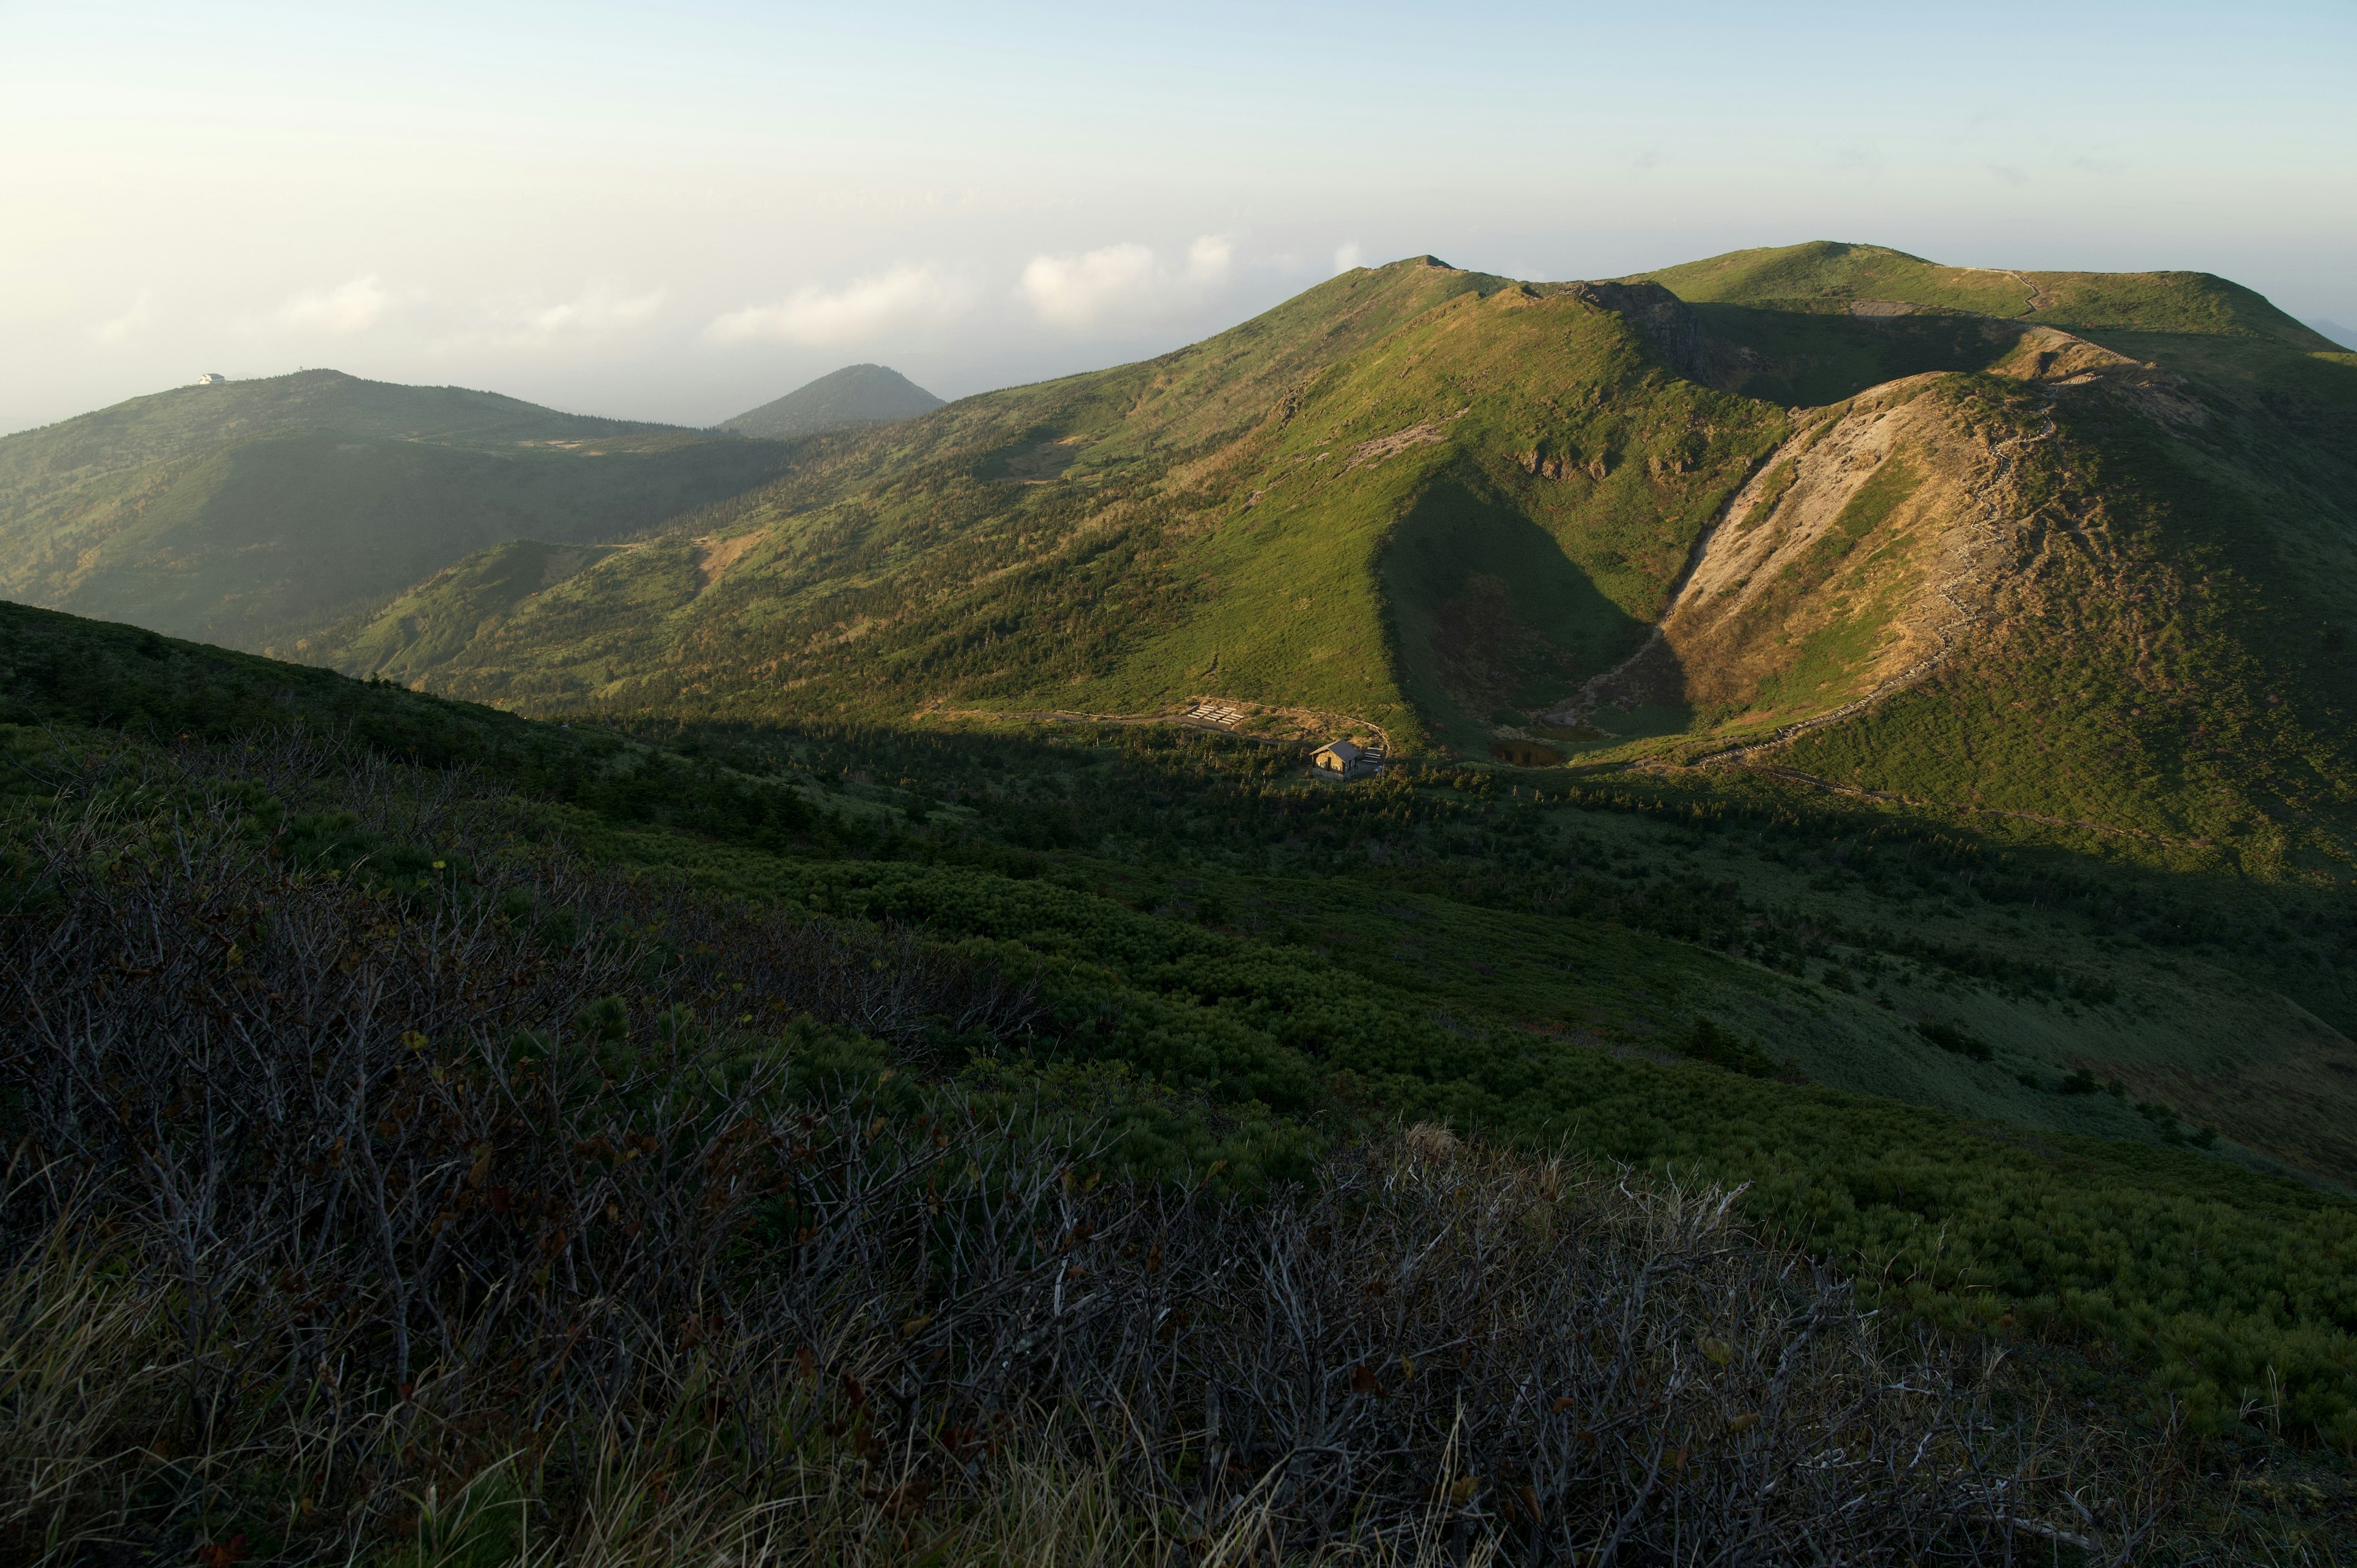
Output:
[277, 274, 392, 335]
[1021, 243, 1157, 328]
[1186, 234, 1234, 283]
[503, 284, 667, 342]
[704, 263, 971, 347]
[93, 290, 155, 345]
[1333, 241, 1364, 275]
[405, 284, 670, 355]
[1021, 235, 1237, 329]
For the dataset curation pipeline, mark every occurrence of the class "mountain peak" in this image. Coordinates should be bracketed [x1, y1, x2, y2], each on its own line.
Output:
[718, 364, 945, 441]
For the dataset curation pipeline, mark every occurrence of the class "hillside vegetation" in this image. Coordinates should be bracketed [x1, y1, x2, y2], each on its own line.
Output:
[319, 263, 1790, 749]
[720, 362, 946, 439]
[1637, 239, 2342, 349]
[0, 369, 794, 654]
[295, 249, 2357, 875]
[1, 603, 2353, 1561]
[7, 242, 2356, 1560]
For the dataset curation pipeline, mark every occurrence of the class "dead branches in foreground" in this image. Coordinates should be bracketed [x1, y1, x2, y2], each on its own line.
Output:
[0, 740, 2187, 1563]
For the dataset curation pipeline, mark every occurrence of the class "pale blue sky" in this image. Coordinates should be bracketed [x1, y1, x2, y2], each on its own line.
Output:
[4, 0, 2351, 433]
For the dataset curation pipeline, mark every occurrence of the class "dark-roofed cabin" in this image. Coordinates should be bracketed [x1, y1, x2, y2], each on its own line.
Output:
[1312, 740, 1375, 778]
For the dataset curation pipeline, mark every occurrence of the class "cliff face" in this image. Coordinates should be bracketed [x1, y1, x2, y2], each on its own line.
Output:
[1558, 280, 1713, 384]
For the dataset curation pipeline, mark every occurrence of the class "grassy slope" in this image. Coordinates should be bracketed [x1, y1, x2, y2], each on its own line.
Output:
[7, 599, 2355, 1454]
[324, 265, 1782, 758]
[1, 368, 666, 482]
[1685, 306, 2024, 405]
[1638, 239, 2341, 350]
[1131, 284, 1781, 748]
[317, 253, 2357, 867]
[325, 260, 1502, 720]
[1759, 353, 2357, 871]
[136, 250, 2345, 874]
[0, 369, 794, 654]
[1455, 245, 2355, 868]
[12, 597, 2353, 1180]
[331, 538, 625, 676]
[1409, 285, 2338, 866]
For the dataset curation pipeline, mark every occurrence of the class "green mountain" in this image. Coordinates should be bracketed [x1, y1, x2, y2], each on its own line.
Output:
[9, 245, 2357, 1553]
[320, 248, 2357, 875]
[718, 361, 946, 439]
[1635, 239, 2342, 349]
[0, 368, 795, 654]
[6, 600, 2356, 1541]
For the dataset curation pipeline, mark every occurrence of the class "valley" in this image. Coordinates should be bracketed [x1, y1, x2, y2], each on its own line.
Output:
[7, 242, 2352, 1184]
[2, 240, 2354, 1558]
[181, 245, 2345, 878]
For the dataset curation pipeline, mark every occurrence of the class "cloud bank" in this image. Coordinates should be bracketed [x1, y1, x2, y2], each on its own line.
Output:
[92, 291, 156, 346]
[462, 284, 669, 351]
[509, 285, 666, 340]
[276, 275, 393, 335]
[705, 263, 973, 347]
[1020, 236, 1236, 329]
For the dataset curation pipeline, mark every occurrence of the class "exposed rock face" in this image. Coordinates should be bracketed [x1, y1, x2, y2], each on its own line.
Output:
[1546, 377, 2040, 747]
[1990, 326, 2207, 426]
[1511, 450, 1604, 481]
[1561, 280, 1713, 384]
[1533, 314, 2211, 759]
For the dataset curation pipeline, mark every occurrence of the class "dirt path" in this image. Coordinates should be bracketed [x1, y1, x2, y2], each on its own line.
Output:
[2003, 269, 2061, 317]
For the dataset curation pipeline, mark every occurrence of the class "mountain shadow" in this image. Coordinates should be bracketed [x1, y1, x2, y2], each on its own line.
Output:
[1382, 471, 1668, 754]
[1690, 304, 2028, 407]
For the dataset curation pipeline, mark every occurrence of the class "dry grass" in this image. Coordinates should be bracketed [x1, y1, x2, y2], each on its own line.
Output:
[0, 735, 2320, 1565]
[0, 1137, 2197, 1567]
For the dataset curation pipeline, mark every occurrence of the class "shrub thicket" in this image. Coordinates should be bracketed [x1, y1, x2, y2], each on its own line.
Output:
[0, 738, 2193, 1564]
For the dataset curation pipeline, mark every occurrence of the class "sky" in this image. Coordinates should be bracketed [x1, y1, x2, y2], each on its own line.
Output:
[4, 0, 2352, 436]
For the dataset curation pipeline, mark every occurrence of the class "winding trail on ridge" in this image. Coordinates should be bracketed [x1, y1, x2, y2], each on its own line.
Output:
[2003, 270, 2062, 316]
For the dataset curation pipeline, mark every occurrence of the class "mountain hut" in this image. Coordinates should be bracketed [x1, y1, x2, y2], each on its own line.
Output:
[1312, 739, 1368, 777]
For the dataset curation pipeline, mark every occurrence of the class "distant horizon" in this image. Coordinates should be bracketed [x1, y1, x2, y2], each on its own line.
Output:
[6, 0, 2351, 437]
[10, 243, 2351, 441]
[1, 352, 964, 438]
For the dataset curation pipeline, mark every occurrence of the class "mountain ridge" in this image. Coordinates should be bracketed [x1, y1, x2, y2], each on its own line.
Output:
[7, 246, 2351, 872]
[292, 247, 2357, 871]
[1631, 240, 2340, 350]
[0, 368, 794, 654]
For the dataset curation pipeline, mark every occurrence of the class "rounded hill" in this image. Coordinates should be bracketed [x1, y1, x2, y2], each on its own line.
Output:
[718, 364, 945, 440]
